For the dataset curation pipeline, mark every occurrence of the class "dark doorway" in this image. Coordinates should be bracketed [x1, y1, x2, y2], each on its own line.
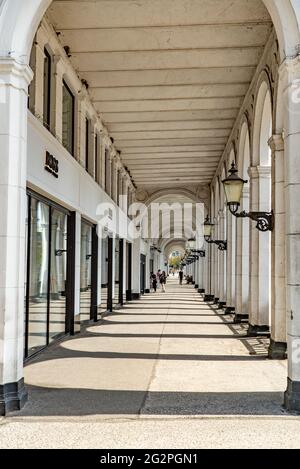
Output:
[126, 242, 132, 301]
[140, 254, 146, 295]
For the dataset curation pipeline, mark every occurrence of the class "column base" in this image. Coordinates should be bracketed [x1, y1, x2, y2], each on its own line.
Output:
[198, 289, 205, 294]
[132, 293, 141, 300]
[218, 301, 226, 310]
[194, 284, 199, 289]
[224, 306, 235, 315]
[73, 314, 81, 334]
[234, 313, 249, 324]
[268, 339, 287, 360]
[145, 289, 150, 294]
[204, 294, 214, 302]
[0, 379, 27, 415]
[213, 297, 220, 304]
[247, 324, 270, 337]
[284, 378, 300, 413]
[126, 290, 133, 301]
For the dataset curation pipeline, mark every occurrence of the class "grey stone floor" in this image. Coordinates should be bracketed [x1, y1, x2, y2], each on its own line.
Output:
[1, 279, 300, 449]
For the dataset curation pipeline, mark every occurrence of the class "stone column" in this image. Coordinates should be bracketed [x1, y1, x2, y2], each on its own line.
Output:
[198, 256, 204, 293]
[0, 60, 33, 414]
[145, 243, 151, 293]
[194, 258, 199, 289]
[132, 238, 141, 299]
[218, 210, 226, 308]
[225, 213, 236, 314]
[234, 188, 250, 323]
[281, 58, 300, 412]
[268, 135, 287, 359]
[210, 242, 216, 300]
[204, 244, 212, 301]
[248, 166, 271, 336]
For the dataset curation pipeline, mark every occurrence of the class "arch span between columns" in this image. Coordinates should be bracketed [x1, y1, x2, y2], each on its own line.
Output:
[1, 1, 300, 65]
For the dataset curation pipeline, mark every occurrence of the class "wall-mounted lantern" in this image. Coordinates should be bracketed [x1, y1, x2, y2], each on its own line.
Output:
[203, 217, 227, 251]
[222, 162, 274, 232]
[187, 238, 206, 257]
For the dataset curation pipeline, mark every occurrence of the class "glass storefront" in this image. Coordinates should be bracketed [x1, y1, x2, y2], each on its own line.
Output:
[24, 192, 70, 358]
[49, 209, 68, 342]
[126, 242, 132, 301]
[80, 221, 92, 322]
[101, 237, 109, 315]
[113, 238, 120, 309]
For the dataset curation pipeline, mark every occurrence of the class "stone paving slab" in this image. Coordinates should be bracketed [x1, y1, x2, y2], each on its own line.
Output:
[0, 279, 298, 449]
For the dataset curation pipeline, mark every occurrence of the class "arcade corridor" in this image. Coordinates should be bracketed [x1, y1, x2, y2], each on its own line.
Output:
[1, 278, 299, 449]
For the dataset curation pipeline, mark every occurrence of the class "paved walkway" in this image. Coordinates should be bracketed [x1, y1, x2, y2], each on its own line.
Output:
[1, 279, 300, 448]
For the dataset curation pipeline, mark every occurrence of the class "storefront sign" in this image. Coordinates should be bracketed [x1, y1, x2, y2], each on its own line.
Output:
[45, 151, 59, 178]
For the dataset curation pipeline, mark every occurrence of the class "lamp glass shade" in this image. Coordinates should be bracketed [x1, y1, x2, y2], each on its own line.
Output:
[187, 238, 196, 250]
[223, 178, 244, 205]
[204, 222, 213, 238]
[222, 162, 247, 205]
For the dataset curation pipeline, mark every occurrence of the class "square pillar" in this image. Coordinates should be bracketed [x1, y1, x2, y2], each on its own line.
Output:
[0, 60, 33, 414]
[235, 189, 250, 323]
[281, 57, 300, 412]
[218, 210, 226, 306]
[248, 166, 271, 336]
[268, 135, 287, 359]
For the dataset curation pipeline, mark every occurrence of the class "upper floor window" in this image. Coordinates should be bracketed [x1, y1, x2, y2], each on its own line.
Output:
[95, 133, 99, 184]
[43, 48, 52, 130]
[85, 118, 90, 172]
[105, 148, 110, 194]
[62, 80, 75, 156]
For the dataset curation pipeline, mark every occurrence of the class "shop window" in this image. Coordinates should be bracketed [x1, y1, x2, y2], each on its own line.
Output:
[24, 193, 70, 358]
[62, 80, 75, 156]
[43, 48, 52, 130]
[85, 118, 90, 173]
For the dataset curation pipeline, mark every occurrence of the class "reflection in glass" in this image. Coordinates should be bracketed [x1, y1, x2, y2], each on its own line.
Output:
[80, 221, 92, 321]
[27, 199, 49, 356]
[49, 210, 68, 341]
[62, 81, 74, 155]
[113, 238, 120, 309]
[101, 237, 108, 315]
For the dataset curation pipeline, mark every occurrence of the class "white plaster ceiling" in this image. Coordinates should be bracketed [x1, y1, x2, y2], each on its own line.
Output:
[47, 0, 272, 188]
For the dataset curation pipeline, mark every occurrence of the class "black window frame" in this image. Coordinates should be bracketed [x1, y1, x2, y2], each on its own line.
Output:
[85, 117, 90, 173]
[24, 189, 74, 361]
[43, 47, 52, 130]
[105, 148, 110, 194]
[95, 133, 99, 183]
[62, 79, 75, 157]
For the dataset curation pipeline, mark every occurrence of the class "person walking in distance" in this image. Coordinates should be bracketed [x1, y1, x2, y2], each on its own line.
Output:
[160, 271, 167, 292]
[151, 273, 157, 292]
[179, 269, 184, 285]
[156, 270, 161, 284]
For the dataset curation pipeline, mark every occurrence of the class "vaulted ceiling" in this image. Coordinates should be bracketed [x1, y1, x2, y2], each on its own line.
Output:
[47, 0, 272, 189]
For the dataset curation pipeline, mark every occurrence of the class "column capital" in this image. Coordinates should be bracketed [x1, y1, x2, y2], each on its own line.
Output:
[279, 56, 300, 85]
[248, 165, 271, 179]
[218, 209, 225, 219]
[268, 134, 284, 152]
[242, 187, 250, 198]
[0, 58, 33, 89]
